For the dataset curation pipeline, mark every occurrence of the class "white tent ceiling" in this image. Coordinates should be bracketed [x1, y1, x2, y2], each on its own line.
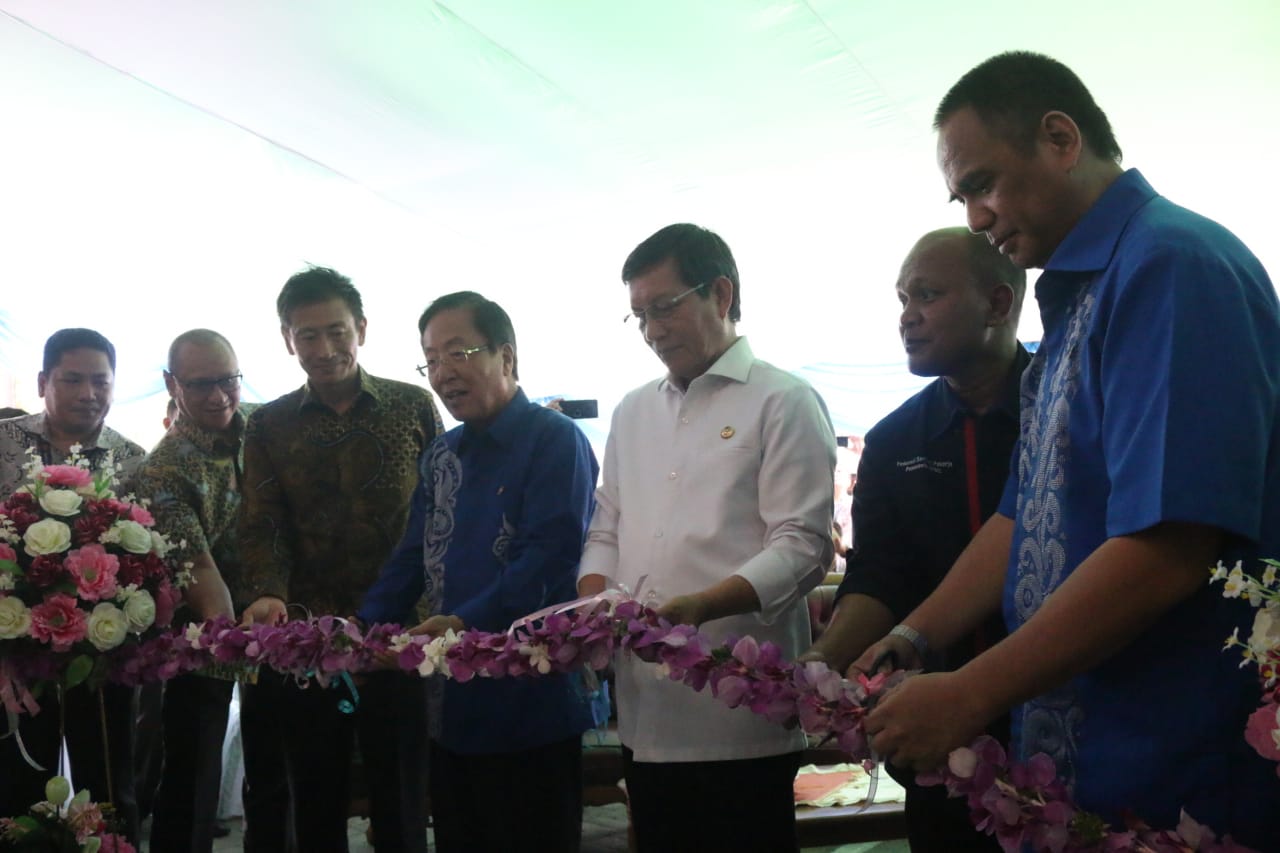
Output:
[1, 0, 1277, 446]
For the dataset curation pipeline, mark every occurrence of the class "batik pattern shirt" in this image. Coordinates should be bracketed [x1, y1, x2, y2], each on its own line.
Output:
[0, 412, 145, 497]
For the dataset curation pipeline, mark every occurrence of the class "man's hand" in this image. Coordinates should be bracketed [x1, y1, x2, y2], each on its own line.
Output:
[239, 596, 288, 627]
[408, 614, 465, 638]
[657, 594, 710, 627]
[847, 633, 919, 679]
[862, 671, 988, 772]
[577, 574, 608, 597]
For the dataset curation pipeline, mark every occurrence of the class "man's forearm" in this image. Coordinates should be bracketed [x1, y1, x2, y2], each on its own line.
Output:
[957, 521, 1220, 723]
[902, 513, 1012, 648]
[805, 593, 895, 672]
[182, 556, 235, 621]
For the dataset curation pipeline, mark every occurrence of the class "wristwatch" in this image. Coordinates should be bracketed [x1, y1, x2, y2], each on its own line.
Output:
[889, 623, 929, 661]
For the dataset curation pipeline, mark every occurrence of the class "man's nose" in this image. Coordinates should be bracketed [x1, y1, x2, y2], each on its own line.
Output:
[966, 201, 995, 235]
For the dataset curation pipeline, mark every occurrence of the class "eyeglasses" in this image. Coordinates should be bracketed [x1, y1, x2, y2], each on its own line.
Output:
[623, 282, 708, 326]
[175, 373, 242, 396]
[416, 344, 491, 376]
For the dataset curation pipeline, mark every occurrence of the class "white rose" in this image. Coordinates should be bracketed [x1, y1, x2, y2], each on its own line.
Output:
[38, 489, 83, 517]
[87, 602, 128, 650]
[0, 596, 32, 639]
[1248, 604, 1280, 655]
[122, 588, 156, 633]
[23, 518, 72, 556]
[111, 520, 154, 554]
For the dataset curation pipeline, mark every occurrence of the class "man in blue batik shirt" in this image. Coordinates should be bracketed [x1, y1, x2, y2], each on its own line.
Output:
[857, 52, 1280, 847]
[359, 291, 597, 853]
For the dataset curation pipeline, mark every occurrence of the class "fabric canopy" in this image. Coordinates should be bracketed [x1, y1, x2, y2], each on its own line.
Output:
[1, 1, 1276, 447]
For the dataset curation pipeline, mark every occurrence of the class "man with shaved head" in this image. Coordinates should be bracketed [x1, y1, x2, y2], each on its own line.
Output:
[804, 227, 1025, 851]
[134, 329, 284, 853]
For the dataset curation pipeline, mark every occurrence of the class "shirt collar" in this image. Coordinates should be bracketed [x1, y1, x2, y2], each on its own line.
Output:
[1043, 168, 1158, 274]
[298, 365, 378, 412]
[925, 344, 1030, 441]
[457, 386, 528, 452]
[658, 336, 753, 393]
[15, 411, 108, 451]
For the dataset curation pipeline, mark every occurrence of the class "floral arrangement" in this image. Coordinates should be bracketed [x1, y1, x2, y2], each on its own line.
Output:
[0, 448, 184, 715]
[1212, 559, 1280, 771]
[0, 775, 133, 852]
[917, 736, 1257, 853]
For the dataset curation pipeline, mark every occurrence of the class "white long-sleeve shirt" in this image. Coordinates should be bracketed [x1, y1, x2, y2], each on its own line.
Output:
[580, 337, 836, 762]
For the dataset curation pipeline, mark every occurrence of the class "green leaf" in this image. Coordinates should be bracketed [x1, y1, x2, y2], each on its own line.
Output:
[63, 654, 93, 689]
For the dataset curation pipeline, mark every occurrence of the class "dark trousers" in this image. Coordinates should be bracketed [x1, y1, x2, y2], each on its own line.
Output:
[148, 674, 234, 853]
[429, 736, 582, 853]
[903, 781, 1002, 852]
[243, 670, 429, 853]
[0, 683, 139, 844]
[239, 679, 297, 853]
[622, 747, 801, 853]
[132, 681, 164, 821]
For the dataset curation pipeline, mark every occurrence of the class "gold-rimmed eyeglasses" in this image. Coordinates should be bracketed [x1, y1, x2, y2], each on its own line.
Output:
[623, 282, 708, 326]
[416, 344, 490, 376]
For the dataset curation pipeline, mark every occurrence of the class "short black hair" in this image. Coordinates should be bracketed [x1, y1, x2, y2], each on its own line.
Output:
[622, 223, 741, 322]
[935, 51, 1122, 163]
[277, 266, 365, 326]
[418, 291, 519, 380]
[43, 328, 116, 375]
[167, 329, 234, 374]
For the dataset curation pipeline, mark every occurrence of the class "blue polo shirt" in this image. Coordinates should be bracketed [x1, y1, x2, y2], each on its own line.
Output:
[360, 388, 598, 754]
[998, 169, 1280, 842]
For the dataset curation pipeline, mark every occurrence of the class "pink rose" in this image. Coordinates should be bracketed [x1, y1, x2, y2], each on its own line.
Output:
[30, 593, 89, 651]
[126, 503, 155, 527]
[64, 544, 120, 601]
[1244, 701, 1280, 762]
[38, 465, 93, 490]
[153, 580, 181, 628]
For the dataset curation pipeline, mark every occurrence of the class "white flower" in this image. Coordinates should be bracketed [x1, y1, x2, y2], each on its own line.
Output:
[519, 642, 553, 674]
[0, 596, 32, 639]
[122, 588, 156, 633]
[389, 632, 414, 654]
[652, 661, 672, 680]
[1264, 563, 1278, 588]
[1223, 565, 1247, 598]
[23, 518, 72, 556]
[103, 520, 153, 554]
[1247, 605, 1280, 656]
[87, 602, 129, 650]
[1210, 561, 1232, 582]
[150, 531, 171, 558]
[184, 622, 204, 649]
[947, 747, 979, 779]
[0, 574, 13, 592]
[37, 488, 83, 517]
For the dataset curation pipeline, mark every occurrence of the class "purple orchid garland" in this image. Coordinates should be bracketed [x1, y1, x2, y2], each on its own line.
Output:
[5, 595, 1262, 852]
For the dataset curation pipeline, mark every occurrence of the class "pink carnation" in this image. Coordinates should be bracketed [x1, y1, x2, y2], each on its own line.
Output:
[0, 542, 15, 563]
[154, 580, 181, 628]
[127, 504, 155, 527]
[29, 593, 89, 651]
[65, 544, 120, 601]
[97, 834, 136, 853]
[39, 465, 93, 489]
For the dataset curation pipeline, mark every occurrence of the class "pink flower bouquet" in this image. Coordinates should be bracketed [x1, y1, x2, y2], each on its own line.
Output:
[0, 448, 183, 715]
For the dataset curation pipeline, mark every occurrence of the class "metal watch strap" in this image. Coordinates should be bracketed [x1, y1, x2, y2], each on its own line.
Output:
[889, 623, 929, 661]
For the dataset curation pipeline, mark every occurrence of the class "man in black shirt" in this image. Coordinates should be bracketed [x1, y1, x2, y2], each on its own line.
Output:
[804, 227, 1026, 851]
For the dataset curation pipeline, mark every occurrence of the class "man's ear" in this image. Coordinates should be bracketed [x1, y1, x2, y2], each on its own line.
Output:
[712, 276, 734, 320]
[37, 371, 48, 398]
[281, 325, 296, 355]
[1040, 110, 1083, 169]
[355, 317, 368, 347]
[988, 283, 1016, 327]
[163, 370, 178, 398]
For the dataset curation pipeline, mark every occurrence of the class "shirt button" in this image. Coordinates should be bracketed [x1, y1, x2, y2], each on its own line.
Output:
[680, 416, 689, 424]
[655, 530, 664, 538]
[668, 472, 677, 479]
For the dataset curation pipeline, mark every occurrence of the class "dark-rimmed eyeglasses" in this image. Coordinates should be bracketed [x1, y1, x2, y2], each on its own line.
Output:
[174, 373, 242, 396]
[623, 282, 708, 326]
[416, 345, 490, 376]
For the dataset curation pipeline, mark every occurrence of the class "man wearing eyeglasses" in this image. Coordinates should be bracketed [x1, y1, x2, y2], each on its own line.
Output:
[0, 328, 147, 843]
[236, 267, 443, 853]
[578, 223, 837, 853]
[360, 290, 598, 852]
[134, 328, 277, 853]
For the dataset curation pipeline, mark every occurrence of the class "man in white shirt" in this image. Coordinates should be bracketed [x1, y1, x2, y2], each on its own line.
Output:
[578, 223, 836, 853]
